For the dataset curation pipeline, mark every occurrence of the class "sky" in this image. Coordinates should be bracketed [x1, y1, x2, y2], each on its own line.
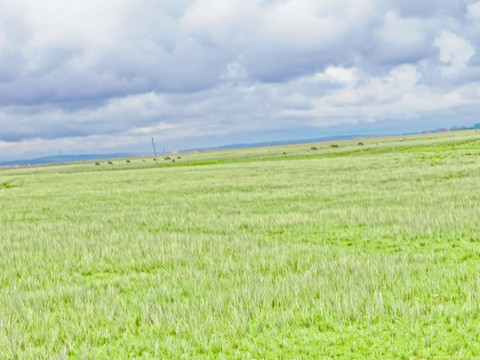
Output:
[1, 0, 480, 160]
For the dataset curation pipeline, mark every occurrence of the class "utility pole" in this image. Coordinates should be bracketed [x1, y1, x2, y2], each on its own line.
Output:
[151, 136, 158, 161]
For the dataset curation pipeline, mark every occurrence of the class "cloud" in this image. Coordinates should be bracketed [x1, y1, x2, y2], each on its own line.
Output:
[434, 31, 475, 76]
[1, 0, 480, 160]
[284, 63, 480, 126]
[392, 0, 460, 17]
[467, 2, 480, 19]
[220, 62, 249, 84]
[374, 11, 434, 65]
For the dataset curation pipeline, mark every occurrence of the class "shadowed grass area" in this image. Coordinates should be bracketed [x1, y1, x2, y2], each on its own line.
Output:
[1, 130, 480, 358]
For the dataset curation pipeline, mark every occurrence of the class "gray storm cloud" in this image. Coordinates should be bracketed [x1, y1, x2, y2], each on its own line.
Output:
[0, 0, 479, 160]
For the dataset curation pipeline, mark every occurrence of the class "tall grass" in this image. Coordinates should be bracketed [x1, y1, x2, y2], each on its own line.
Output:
[1, 131, 480, 358]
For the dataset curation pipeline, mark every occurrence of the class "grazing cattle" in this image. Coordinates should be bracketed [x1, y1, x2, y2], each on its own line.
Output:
[142, 159, 146, 162]
[283, 152, 287, 155]
[172, 159, 175, 163]
[108, 161, 113, 165]
[164, 156, 171, 160]
[330, 144, 339, 148]
[153, 158, 157, 161]
[358, 142, 364, 146]
[126, 160, 131, 163]
[310, 147, 318, 150]
[177, 156, 182, 159]
[95, 162, 100, 166]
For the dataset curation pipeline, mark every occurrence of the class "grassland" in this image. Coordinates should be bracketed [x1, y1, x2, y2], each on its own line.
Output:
[1, 130, 480, 359]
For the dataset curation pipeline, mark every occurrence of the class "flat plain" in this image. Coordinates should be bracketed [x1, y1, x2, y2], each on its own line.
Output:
[1, 130, 480, 359]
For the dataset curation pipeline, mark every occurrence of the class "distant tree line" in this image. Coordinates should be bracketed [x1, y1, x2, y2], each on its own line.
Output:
[450, 123, 480, 131]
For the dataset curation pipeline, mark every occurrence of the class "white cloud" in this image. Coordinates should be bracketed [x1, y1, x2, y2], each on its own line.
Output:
[313, 67, 360, 87]
[283, 64, 480, 126]
[434, 31, 475, 76]
[467, 2, 480, 19]
[221, 62, 249, 83]
[325, 65, 421, 107]
[181, 0, 261, 40]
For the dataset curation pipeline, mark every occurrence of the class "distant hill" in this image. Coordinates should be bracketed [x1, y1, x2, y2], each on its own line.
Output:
[1, 124, 478, 167]
[0, 134, 382, 167]
[207, 134, 377, 150]
[167, 134, 385, 153]
[0, 153, 132, 167]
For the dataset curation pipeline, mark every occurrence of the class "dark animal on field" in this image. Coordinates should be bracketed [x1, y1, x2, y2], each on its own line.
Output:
[283, 152, 287, 155]
[153, 158, 157, 161]
[172, 159, 175, 163]
[164, 156, 171, 160]
[108, 161, 113, 165]
[310, 147, 318, 150]
[330, 144, 339, 148]
[95, 162, 100, 166]
[142, 159, 146, 162]
[177, 156, 181, 159]
[126, 160, 131, 163]
[358, 142, 364, 146]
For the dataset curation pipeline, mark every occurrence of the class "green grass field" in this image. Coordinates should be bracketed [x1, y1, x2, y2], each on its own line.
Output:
[1, 130, 480, 359]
